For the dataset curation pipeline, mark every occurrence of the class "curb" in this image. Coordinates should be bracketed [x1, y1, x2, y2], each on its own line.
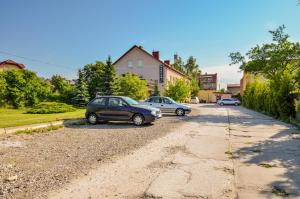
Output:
[0, 119, 85, 135]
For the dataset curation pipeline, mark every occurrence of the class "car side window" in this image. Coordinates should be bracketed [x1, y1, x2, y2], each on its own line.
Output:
[108, 98, 127, 107]
[163, 98, 172, 104]
[153, 97, 161, 103]
[146, 98, 153, 102]
[92, 98, 106, 106]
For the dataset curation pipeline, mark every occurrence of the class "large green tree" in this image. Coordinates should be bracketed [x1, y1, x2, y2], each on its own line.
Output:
[101, 56, 118, 95]
[72, 69, 90, 107]
[0, 72, 7, 106]
[82, 61, 105, 98]
[116, 73, 149, 100]
[50, 75, 73, 103]
[165, 79, 190, 102]
[230, 25, 300, 119]
[1, 70, 50, 108]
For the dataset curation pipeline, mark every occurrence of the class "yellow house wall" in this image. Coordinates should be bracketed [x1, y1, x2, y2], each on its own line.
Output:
[0, 64, 20, 72]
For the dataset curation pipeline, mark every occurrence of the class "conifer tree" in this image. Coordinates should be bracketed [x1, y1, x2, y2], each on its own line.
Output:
[73, 69, 90, 107]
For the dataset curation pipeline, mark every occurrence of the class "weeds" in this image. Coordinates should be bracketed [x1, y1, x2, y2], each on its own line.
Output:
[16, 124, 63, 134]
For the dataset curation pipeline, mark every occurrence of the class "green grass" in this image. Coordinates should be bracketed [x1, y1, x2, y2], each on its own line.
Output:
[0, 108, 85, 128]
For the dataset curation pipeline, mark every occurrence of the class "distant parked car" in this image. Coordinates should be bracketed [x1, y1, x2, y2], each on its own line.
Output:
[217, 98, 241, 106]
[141, 96, 191, 116]
[85, 96, 161, 126]
[190, 96, 199, 104]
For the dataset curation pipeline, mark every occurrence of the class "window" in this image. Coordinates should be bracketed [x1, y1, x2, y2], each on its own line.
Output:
[127, 60, 133, 68]
[108, 98, 127, 107]
[162, 98, 172, 104]
[153, 97, 162, 103]
[137, 59, 143, 67]
[92, 98, 106, 106]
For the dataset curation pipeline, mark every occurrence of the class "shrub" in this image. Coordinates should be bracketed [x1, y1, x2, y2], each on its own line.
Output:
[165, 79, 190, 102]
[27, 102, 76, 114]
[116, 73, 149, 100]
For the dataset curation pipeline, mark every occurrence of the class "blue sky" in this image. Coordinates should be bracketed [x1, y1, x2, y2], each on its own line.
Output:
[1, 0, 300, 88]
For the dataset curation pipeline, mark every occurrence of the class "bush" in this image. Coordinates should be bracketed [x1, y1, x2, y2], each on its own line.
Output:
[27, 102, 76, 114]
[165, 79, 190, 102]
[116, 73, 149, 100]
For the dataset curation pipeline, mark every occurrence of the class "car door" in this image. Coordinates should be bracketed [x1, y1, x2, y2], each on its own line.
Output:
[105, 97, 132, 121]
[161, 97, 176, 113]
[90, 97, 108, 119]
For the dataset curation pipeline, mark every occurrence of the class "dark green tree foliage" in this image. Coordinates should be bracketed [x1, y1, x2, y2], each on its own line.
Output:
[184, 56, 199, 77]
[101, 56, 118, 95]
[173, 56, 185, 73]
[82, 61, 105, 98]
[0, 70, 50, 108]
[50, 75, 73, 103]
[72, 69, 90, 107]
[230, 25, 300, 120]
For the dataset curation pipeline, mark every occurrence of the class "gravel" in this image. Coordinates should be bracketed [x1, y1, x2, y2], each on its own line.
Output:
[0, 109, 199, 199]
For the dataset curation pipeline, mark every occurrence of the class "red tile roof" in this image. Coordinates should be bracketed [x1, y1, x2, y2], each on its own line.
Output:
[0, 59, 25, 69]
[113, 45, 189, 78]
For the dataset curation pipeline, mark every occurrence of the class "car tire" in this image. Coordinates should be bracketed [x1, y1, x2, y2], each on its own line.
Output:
[176, 108, 185, 116]
[234, 102, 239, 106]
[87, 113, 98, 125]
[220, 102, 224, 106]
[132, 114, 144, 126]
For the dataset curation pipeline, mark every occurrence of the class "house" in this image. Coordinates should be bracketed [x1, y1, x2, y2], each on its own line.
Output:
[113, 45, 189, 94]
[199, 73, 217, 90]
[227, 84, 240, 96]
[0, 59, 25, 71]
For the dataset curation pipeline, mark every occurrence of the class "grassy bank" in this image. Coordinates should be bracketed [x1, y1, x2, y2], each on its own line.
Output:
[0, 108, 85, 128]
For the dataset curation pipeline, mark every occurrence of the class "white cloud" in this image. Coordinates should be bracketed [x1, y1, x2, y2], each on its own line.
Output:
[200, 64, 242, 90]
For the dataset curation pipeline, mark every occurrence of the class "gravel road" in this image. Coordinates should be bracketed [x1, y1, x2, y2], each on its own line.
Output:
[0, 108, 199, 199]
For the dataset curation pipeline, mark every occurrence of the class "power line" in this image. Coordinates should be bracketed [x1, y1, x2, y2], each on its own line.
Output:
[0, 50, 75, 70]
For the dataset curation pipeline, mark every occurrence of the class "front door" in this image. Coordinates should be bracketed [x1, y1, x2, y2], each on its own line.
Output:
[161, 97, 177, 113]
[105, 97, 132, 120]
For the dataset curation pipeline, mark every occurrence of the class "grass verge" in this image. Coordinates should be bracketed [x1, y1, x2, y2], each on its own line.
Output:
[0, 108, 85, 128]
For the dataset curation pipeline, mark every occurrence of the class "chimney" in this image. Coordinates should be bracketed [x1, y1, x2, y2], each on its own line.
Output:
[174, 54, 178, 63]
[138, 45, 143, 49]
[164, 60, 170, 65]
[152, 51, 160, 60]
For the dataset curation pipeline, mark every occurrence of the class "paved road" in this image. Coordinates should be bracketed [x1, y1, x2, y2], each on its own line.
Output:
[49, 104, 300, 199]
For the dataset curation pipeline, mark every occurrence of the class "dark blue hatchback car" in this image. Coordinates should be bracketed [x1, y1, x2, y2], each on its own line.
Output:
[85, 96, 162, 126]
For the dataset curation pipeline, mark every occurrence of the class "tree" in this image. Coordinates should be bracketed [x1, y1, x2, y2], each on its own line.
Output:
[50, 75, 73, 103]
[165, 79, 190, 102]
[101, 56, 118, 95]
[0, 72, 7, 106]
[190, 78, 200, 97]
[1, 70, 50, 108]
[229, 25, 300, 119]
[72, 69, 90, 107]
[184, 56, 200, 77]
[116, 73, 149, 100]
[173, 56, 185, 73]
[152, 81, 160, 96]
[82, 61, 105, 98]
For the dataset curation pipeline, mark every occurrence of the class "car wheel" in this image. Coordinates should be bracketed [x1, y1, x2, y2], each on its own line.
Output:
[133, 114, 144, 126]
[87, 113, 98, 125]
[234, 102, 239, 106]
[220, 102, 224, 106]
[176, 108, 185, 116]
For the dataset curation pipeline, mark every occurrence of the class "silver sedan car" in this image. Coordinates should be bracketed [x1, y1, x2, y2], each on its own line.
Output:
[140, 96, 191, 116]
[217, 98, 241, 106]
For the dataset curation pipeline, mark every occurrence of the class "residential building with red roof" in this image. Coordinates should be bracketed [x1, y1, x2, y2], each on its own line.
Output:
[0, 59, 25, 71]
[113, 45, 189, 94]
[199, 73, 217, 90]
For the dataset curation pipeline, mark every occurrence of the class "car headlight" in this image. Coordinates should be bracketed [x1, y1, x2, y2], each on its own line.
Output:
[151, 110, 156, 116]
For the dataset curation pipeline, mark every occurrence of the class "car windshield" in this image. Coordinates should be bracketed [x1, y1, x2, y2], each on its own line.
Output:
[123, 97, 139, 105]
